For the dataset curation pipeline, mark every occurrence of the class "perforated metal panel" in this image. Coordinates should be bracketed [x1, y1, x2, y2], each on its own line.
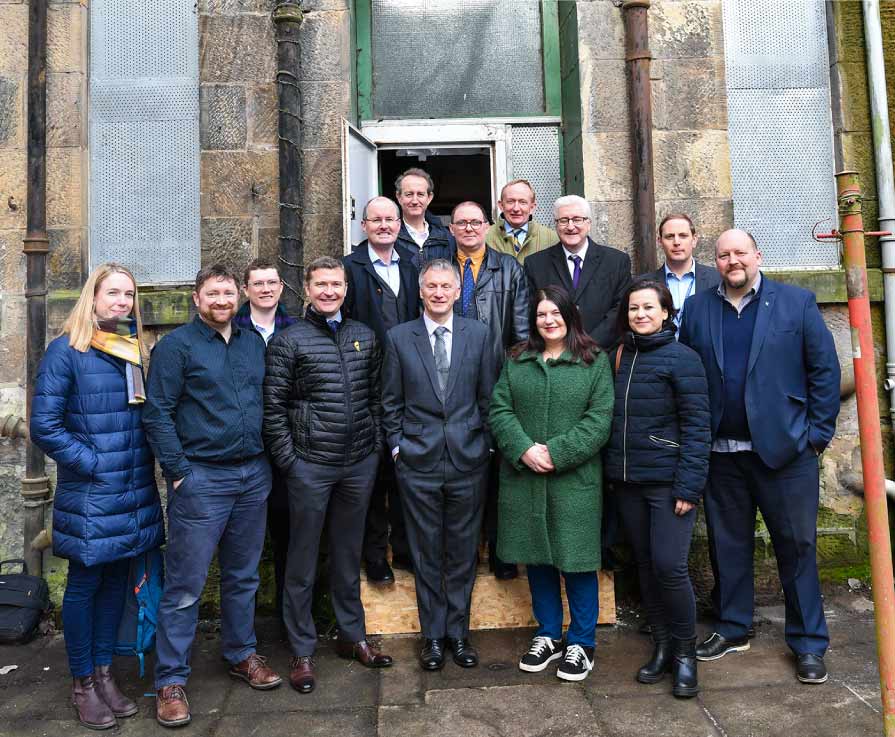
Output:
[508, 125, 562, 227]
[88, 0, 200, 284]
[722, 0, 838, 268]
[371, 0, 545, 119]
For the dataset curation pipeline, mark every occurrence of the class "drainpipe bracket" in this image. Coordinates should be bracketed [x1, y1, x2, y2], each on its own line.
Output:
[21, 476, 50, 500]
[273, 3, 303, 25]
[625, 52, 653, 62]
[22, 233, 49, 254]
[622, 0, 651, 9]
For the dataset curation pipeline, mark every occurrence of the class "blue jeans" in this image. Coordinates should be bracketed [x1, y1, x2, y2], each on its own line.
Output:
[62, 558, 130, 677]
[154, 455, 271, 689]
[526, 565, 599, 648]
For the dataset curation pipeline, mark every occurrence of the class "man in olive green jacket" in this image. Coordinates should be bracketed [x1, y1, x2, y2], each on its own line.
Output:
[485, 179, 559, 264]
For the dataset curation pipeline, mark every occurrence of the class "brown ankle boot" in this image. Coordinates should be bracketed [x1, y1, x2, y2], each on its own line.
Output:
[71, 675, 116, 730]
[93, 664, 138, 717]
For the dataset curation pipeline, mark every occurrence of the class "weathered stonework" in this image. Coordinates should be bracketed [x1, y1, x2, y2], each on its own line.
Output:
[0, 75, 22, 149]
[200, 14, 277, 84]
[200, 216, 255, 271]
[200, 85, 248, 151]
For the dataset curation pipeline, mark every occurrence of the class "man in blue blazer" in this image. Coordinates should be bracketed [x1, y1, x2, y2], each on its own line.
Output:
[679, 229, 840, 685]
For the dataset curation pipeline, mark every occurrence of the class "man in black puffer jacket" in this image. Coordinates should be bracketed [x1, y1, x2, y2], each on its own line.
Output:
[263, 256, 393, 695]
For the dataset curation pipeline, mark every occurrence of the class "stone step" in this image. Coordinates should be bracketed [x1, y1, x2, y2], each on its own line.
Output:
[361, 564, 615, 635]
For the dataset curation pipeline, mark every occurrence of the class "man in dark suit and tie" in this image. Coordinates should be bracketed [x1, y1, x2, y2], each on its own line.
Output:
[343, 196, 421, 584]
[679, 229, 840, 685]
[382, 258, 495, 671]
[641, 213, 720, 331]
[524, 195, 632, 350]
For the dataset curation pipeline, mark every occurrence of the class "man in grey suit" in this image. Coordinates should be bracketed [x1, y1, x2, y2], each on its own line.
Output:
[382, 258, 495, 672]
[641, 213, 720, 330]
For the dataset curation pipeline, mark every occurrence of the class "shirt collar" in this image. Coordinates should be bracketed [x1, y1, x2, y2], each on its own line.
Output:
[404, 219, 429, 238]
[561, 239, 589, 263]
[368, 242, 399, 266]
[717, 271, 762, 299]
[664, 258, 696, 280]
[423, 312, 453, 337]
[503, 219, 529, 238]
[193, 314, 239, 340]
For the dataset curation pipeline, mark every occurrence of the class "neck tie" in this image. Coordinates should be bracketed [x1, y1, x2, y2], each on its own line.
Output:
[433, 326, 450, 394]
[461, 258, 475, 318]
[569, 254, 582, 290]
[327, 319, 339, 335]
[512, 229, 525, 254]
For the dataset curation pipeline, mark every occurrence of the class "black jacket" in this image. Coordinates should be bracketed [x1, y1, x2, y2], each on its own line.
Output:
[421, 243, 529, 380]
[343, 240, 421, 343]
[263, 307, 382, 469]
[396, 211, 455, 268]
[603, 329, 711, 503]
[524, 238, 632, 350]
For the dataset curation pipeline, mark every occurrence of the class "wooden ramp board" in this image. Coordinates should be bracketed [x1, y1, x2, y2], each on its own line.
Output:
[362, 565, 615, 636]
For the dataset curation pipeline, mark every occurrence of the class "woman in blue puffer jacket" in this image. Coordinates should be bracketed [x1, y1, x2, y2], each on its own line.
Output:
[31, 263, 164, 730]
[604, 279, 711, 699]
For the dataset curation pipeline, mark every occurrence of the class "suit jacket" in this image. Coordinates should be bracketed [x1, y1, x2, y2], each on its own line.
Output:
[343, 240, 421, 343]
[524, 238, 632, 349]
[678, 275, 840, 469]
[641, 260, 721, 296]
[382, 316, 495, 473]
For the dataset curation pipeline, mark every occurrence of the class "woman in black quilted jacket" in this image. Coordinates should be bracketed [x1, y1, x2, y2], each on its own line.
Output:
[604, 280, 711, 698]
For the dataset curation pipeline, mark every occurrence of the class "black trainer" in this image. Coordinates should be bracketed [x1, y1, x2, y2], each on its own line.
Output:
[519, 636, 564, 672]
[796, 653, 828, 684]
[556, 644, 595, 682]
[695, 632, 751, 661]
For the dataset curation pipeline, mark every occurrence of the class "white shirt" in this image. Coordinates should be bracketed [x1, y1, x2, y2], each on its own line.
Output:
[561, 240, 590, 281]
[251, 316, 275, 344]
[423, 311, 454, 360]
[368, 244, 401, 296]
[404, 219, 430, 248]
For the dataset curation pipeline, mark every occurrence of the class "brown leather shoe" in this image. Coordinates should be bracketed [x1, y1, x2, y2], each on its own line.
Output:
[335, 639, 394, 668]
[229, 653, 283, 690]
[156, 684, 191, 728]
[72, 676, 116, 730]
[289, 656, 315, 693]
[93, 664, 138, 718]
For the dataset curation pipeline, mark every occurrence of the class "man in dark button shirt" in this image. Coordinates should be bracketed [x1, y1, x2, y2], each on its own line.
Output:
[144, 264, 282, 729]
[679, 230, 840, 686]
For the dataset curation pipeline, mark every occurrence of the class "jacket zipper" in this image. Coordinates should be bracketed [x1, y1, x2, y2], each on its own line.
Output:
[335, 333, 353, 464]
[622, 348, 638, 481]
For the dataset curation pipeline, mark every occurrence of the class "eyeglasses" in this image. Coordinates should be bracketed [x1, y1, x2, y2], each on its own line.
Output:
[555, 216, 590, 227]
[363, 217, 401, 226]
[248, 279, 281, 289]
[453, 220, 485, 230]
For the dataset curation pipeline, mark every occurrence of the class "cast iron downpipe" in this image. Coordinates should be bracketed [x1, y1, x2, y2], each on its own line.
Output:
[22, 0, 50, 577]
[273, 2, 304, 315]
[622, 0, 657, 274]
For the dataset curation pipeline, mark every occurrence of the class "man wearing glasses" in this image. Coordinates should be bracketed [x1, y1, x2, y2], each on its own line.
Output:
[234, 259, 297, 627]
[343, 197, 421, 584]
[524, 195, 632, 350]
[423, 201, 529, 581]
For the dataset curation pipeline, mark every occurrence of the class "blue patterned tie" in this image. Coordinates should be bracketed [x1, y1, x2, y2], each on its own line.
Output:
[569, 255, 582, 290]
[327, 319, 339, 335]
[512, 229, 525, 254]
[461, 258, 475, 318]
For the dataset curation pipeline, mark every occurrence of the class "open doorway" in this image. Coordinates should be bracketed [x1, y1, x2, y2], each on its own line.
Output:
[378, 147, 492, 226]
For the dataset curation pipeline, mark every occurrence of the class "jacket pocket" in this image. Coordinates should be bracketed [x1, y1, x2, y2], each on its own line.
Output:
[403, 421, 424, 436]
[649, 435, 681, 449]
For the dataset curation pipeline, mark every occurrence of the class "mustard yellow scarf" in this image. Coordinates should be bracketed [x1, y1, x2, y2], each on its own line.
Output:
[91, 318, 145, 404]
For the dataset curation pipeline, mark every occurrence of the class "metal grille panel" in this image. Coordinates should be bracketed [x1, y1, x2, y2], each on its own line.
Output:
[723, 0, 837, 269]
[371, 0, 544, 119]
[89, 0, 200, 284]
[508, 126, 562, 228]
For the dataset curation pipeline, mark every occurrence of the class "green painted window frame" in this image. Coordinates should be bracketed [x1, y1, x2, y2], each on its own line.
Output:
[354, 0, 562, 121]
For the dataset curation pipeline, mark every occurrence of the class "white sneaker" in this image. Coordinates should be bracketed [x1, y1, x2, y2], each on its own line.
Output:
[556, 644, 595, 682]
[519, 636, 564, 672]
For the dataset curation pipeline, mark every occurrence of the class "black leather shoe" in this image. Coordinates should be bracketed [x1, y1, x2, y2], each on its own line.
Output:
[695, 632, 751, 661]
[420, 639, 445, 671]
[391, 553, 413, 572]
[672, 638, 699, 698]
[365, 558, 395, 584]
[637, 626, 672, 684]
[494, 559, 519, 580]
[796, 653, 828, 684]
[447, 638, 479, 668]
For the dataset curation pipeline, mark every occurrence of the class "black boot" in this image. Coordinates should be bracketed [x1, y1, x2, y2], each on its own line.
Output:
[672, 637, 699, 698]
[637, 625, 672, 684]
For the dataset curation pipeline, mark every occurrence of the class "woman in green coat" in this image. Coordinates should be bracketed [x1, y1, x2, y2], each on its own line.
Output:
[490, 285, 614, 683]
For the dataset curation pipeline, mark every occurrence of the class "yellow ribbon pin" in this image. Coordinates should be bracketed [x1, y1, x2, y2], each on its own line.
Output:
[354, 340, 360, 352]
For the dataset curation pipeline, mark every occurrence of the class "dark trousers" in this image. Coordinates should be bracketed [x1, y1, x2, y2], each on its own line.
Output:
[283, 452, 378, 657]
[266, 467, 291, 619]
[155, 455, 271, 689]
[397, 453, 487, 639]
[526, 565, 599, 648]
[615, 482, 697, 641]
[362, 448, 409, 562]
[62, 558, 130, 677]
[706, 449, 828, 656]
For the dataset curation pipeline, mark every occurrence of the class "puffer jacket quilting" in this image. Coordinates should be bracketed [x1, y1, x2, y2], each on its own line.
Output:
[263, 308, 383, 469]
[604, 329, 711, 502]
[30, 336, 164, 567]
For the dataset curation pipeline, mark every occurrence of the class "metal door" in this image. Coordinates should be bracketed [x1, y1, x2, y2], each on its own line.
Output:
[341, 120, 379, 255]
